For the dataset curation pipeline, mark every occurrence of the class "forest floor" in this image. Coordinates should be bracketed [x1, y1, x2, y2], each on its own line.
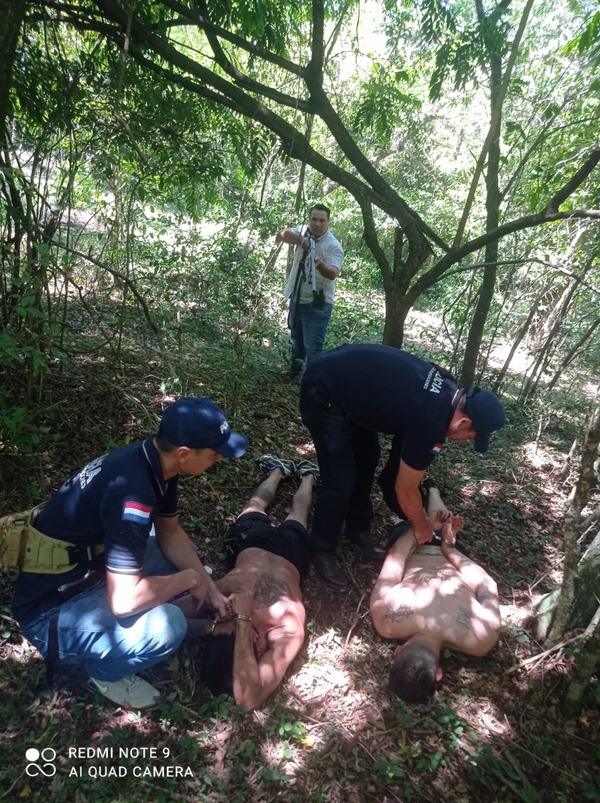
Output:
[0, 307, 599, 803]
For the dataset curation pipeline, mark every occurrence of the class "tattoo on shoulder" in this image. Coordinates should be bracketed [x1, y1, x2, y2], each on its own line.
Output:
[254, 572, 291, 606]
[456, 607, 471, 630]
[383, 604, 414, 623]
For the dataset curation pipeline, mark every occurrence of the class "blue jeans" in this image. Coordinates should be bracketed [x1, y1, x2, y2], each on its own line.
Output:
[289, 301, 333, 375]
[300, 385, 380, 553]
[20, 537, 187, 682]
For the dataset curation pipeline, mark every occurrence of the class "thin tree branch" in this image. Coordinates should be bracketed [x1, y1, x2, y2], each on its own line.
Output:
[453, 0, 535, 246]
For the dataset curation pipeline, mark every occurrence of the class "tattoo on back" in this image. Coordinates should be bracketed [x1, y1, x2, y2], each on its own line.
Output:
[383, 604, 414, 623]
[254, 572, 291, 607]
[456, 607, 471, 630]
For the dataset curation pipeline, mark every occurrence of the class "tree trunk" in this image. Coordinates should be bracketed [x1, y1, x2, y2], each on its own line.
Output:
[544, 407, 600, 647]
[460, 11, 502, 389]
[519, 279, 579, 403]
[546, 315, 600, 392]
[535, 530, 600, 639]
[493, 291, 541, 392]
[562, 604, 600, 717]
[570, 531, 600, 629]
[382, 289, 411, 348]
[460, 259, 497, 387]
[0, 0, 26, 142]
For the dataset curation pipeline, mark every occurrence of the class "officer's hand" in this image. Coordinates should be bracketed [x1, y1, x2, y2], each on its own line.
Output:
[198, 582, 229, 619]
[413, 525, 434, 545]
[427, 510, 451, 531]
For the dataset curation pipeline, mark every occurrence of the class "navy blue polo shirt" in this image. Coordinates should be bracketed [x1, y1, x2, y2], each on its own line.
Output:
[12, 437, 178, 622]
[304, 344, 457, 470]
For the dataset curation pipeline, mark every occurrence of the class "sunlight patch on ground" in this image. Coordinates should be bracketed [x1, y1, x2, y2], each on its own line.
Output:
[294, 652, 353, 702]
[454, 695, 512, 739]
[499, 602, 535, 628]
[295, 441, 317, 460]
[487, 342, 530, 373]
[477, 481, 504, 497]
[521, 441, 565, 471]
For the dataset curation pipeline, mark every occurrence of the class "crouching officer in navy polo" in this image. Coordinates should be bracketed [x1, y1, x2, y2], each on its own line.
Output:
[8, 397, 248, 709]
[300, 344, 505, 591]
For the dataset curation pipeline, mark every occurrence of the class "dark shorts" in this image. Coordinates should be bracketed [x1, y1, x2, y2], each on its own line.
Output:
[386, 520, 469, 556]
[223, 512, 311, 581]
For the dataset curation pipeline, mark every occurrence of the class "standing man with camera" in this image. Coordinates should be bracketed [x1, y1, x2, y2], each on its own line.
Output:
[277, 204, 344, 377]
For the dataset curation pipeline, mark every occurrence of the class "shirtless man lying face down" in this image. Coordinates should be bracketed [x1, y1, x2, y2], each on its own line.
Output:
[370, 483, 500, 702]
[197, 456, 319, 709]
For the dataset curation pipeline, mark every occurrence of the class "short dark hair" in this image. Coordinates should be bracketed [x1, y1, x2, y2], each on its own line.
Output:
[200, 633, 235, 697]
[154, 436, 178, 453]
[309, 203, 331, 219]
[389, 641, 438, 703]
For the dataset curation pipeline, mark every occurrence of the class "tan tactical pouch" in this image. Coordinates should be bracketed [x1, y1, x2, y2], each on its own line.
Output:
[0, 506, 103, 574]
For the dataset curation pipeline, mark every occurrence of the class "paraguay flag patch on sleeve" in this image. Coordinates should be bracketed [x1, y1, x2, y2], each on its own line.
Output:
[122, 501, 153, 524]
[430, 443, 443, 457]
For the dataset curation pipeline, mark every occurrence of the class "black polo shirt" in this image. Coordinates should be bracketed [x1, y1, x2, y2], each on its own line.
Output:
[304, 344, 457, 470]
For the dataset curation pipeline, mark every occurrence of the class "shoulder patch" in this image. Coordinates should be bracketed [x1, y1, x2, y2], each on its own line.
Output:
[430, 443, 443, 457]
[122, 501, 153, 524]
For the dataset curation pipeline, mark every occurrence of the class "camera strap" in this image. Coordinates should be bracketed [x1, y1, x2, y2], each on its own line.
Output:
[287, 227, 310, 328]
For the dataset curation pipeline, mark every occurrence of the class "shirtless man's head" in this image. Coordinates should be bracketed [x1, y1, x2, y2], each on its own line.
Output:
[370, 484, 500, 703]
[389, 637, 441, 702]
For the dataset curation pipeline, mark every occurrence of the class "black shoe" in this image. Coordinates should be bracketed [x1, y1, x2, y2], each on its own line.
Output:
[421, 477, 445, 496]
[345, 530, 386, 563]
[312, 552, 351, 590]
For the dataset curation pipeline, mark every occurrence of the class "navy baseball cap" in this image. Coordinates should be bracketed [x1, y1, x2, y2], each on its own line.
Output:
[158, 397, 248, 458]
[465, 389, 505, 453]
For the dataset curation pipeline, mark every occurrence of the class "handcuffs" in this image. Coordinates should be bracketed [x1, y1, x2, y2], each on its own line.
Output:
[206, 612, 253, 634]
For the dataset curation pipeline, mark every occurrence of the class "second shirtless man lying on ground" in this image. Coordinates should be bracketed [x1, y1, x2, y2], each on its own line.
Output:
[370, 483, 501, 702]
[199, 456, 318, 709]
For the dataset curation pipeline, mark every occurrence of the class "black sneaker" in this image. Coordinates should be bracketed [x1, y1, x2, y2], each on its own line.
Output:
[255, 455, 295, 478]
[296, 460, 321, 487]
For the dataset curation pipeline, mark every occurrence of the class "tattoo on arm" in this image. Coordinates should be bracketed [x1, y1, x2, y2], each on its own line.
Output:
[383, 604, 414, 623]
[254, 573, 291, 606]
[456, 607, 471, 630]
